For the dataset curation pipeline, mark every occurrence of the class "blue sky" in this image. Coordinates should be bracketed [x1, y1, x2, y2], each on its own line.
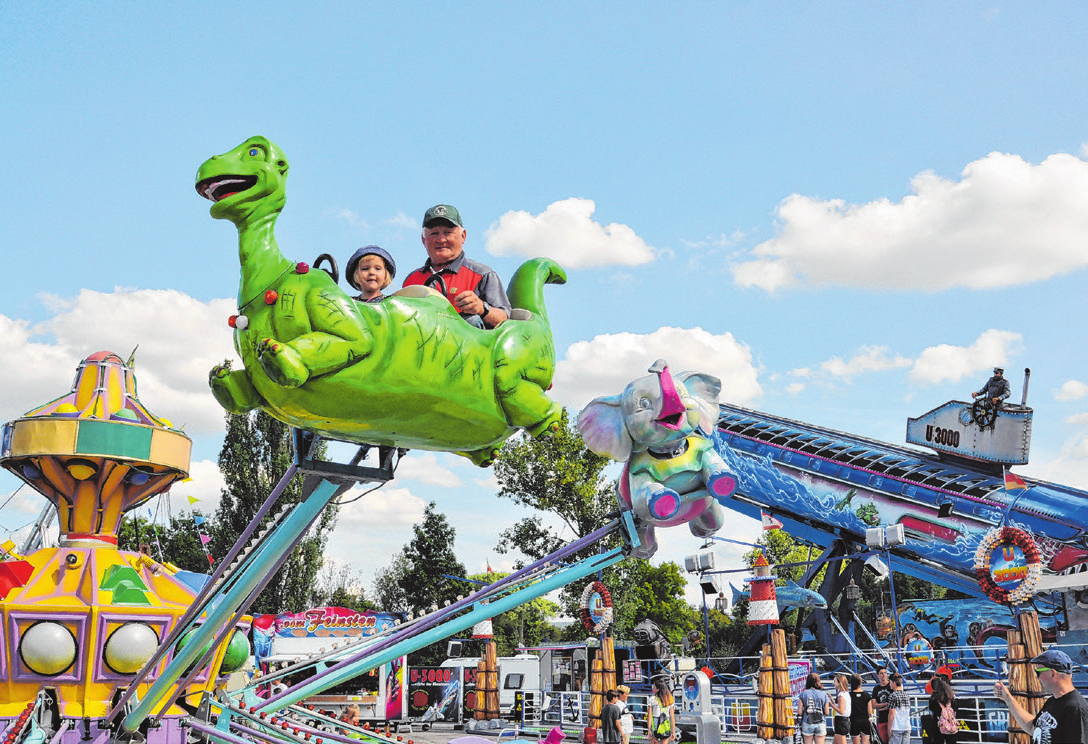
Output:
[3, 2, 1088, 608]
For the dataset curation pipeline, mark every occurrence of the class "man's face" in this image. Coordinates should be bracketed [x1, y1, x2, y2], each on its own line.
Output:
[877, 669, 888, 684]
[422, 223, 466, 268]
[1035, 667, 1057, 694]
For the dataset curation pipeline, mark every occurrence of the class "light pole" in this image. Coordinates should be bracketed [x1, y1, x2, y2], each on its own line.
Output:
[845, 579, 861, 672]
[864, 525, 907, 672]
[684, 548, 718, 667]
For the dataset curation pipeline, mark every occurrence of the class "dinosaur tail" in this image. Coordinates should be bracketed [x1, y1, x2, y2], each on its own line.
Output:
[507, 258, 567, 326]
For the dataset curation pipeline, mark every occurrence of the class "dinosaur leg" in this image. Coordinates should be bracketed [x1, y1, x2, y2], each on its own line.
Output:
[257, 338, 310, 388]
[257, 333, 368, 388]
[459, 446, 502, 468]
[209, 363, 264, 414]
[494, 333, 562, 437]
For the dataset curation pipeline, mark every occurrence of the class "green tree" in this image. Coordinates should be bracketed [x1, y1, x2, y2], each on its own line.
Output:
[371, 502, 468, 664]
[210, 410, 338, 615]
[313, 562, 379, 612]
[372, 553, 411, 612]
[610, 560, 700, 641]
[117, 511, 215, 572]
[492, 410, 617, 562]
[467, 571, 562, 655]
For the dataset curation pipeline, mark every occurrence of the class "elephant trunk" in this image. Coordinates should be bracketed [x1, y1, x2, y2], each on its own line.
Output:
[649, 359, 685, 426]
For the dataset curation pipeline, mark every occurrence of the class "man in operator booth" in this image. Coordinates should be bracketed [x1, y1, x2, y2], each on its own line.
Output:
[972, 367, 1011, 409]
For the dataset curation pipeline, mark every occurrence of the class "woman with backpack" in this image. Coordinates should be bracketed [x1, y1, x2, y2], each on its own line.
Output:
[928, 675, 960, 744]
[648, 679, 675, 744]
[796, 673, 831, 744]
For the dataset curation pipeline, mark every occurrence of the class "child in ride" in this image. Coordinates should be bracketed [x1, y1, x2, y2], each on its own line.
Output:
[346, 245, 396, 303]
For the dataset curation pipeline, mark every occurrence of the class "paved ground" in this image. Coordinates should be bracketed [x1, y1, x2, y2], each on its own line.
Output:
[357, 722, 572, 744]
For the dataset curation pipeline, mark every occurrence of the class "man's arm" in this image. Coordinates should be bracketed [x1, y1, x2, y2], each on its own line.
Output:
[994, 682, 1036, 735]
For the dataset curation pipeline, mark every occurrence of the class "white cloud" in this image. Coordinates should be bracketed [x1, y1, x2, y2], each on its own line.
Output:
[327, 208, 369, 230]
[485, 198, 654, 268]
[1065, 412, 1088, 426]
[551, 327, 762, 411]
[910, 329, 1022, 385]
[1, 289, 236, 435]
[732, 151, 1088, 292]
[786, 383, 806, 395]
[821, 345, 912, 380]
[384, 211, 417, 233]
[1056, 380, 1088, 402]
[679, 231, 746, 250]
[335, 486, 426, 530]
[392, 452, 464, 488]
[168, 459, 226, 517]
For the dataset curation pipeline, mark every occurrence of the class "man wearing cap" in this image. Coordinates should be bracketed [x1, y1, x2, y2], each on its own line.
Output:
[972, 367, 1011, 408]
[995, 648, 1088, 744]
[402, 204, 511, 329]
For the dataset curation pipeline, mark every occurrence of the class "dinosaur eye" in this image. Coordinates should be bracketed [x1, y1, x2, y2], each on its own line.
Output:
[638, 397, 652, 410]
[248, 148, 259, 156]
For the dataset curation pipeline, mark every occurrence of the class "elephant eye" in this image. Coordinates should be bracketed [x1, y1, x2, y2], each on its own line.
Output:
[638, 397, 652, 410]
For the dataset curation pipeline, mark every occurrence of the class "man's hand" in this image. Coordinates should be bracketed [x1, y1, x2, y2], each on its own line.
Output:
[453, 290, 484, 317]
[993, 397, 1000, 405]
[972, 392, 978, 398]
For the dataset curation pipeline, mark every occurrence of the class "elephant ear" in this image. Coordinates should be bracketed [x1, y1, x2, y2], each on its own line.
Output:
[676, 371, 722, 431]
[576, 395, 633, 461]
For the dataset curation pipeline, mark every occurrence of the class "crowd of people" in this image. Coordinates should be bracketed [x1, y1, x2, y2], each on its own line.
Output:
[791, 652, 1088, 744]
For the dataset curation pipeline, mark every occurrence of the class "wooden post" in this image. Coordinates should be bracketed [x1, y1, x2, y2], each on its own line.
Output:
[475, 659, 488, 720]
[771, 628, 795, 739]
[1003, 612, 1046, 744]
[484, 640, 500, 720]
[590, 655, 604, 727]
[602, 637, 617, 694]
[757, 643, 775, 740]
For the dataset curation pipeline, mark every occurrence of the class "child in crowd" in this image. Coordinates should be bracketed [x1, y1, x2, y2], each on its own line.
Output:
[887, 674, 911, 744]
[346, 245, 396, 303]
[616, 685, 634, 744]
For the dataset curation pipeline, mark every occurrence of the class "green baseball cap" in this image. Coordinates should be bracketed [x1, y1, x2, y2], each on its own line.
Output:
[423, 204, 463, 228]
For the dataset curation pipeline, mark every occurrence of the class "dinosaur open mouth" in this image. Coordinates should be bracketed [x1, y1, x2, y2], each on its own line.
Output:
[196, 175, 258, 202]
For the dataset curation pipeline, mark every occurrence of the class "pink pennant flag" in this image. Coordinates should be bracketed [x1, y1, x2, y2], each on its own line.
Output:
[199, 533, 211, 546]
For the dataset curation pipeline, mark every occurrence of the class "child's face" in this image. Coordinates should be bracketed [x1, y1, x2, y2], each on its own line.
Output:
[354, 254, 389, 297]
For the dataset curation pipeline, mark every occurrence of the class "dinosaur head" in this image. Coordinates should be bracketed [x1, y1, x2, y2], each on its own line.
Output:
[195, 136, 289, 226]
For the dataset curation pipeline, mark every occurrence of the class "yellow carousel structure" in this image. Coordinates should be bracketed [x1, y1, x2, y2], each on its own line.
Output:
[0, 351, 247, 740]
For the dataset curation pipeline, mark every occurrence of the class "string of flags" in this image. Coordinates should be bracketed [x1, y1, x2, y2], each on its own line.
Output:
[190, 500, 215, 566]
